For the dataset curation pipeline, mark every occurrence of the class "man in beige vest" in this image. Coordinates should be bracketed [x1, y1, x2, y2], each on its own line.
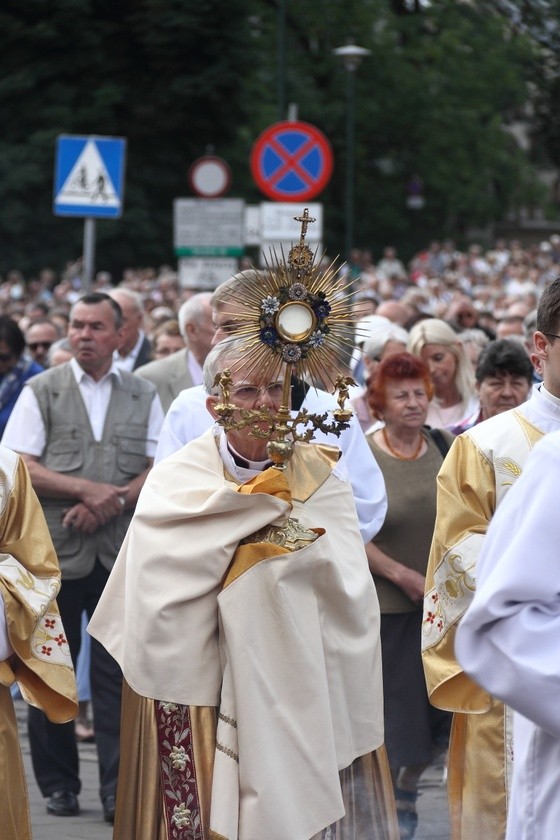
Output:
[136, 291, 213, 412]
[2, 292, 164, 825]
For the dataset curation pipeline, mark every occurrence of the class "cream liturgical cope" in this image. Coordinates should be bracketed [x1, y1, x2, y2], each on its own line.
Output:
[0, 446, 77, 840]
[421, 384, 560, 840]
[89, 429, 390, 840]
[456, 430, 560, 840]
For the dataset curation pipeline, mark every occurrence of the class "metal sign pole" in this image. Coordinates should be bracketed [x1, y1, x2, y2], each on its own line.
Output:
[82, 217, 96, 292]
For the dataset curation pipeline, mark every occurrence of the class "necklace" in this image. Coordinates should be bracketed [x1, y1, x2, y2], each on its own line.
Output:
[381, 427, 424, 461]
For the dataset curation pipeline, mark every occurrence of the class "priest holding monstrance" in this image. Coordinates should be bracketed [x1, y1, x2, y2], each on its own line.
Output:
[89, 212, 398, 840]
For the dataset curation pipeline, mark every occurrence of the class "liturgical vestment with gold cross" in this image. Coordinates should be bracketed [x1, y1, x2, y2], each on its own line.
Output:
[90, 428, 399, 840]
[422, 384, 560, 839]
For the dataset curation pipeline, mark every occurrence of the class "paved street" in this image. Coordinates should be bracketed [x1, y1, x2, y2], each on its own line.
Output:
[17, 700, 112, 840]
[416, 756, 450, 840]
[18, 699, 450, 839]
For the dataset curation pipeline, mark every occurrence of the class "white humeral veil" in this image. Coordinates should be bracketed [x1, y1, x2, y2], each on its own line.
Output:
[90, 430, 383, 840]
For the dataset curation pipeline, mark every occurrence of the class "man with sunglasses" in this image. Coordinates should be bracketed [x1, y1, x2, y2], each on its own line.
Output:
[25, 318, 61, 368]
[422, 277, 560, 840]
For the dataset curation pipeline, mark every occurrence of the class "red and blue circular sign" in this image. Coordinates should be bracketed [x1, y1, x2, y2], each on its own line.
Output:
[250, 120, 333, 201]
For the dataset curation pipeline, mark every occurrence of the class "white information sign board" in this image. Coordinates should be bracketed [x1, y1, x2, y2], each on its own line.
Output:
[260, 202, 323, 240]
[244, 205, 261, 246]
[174, 198, 245, 257]
[178, 257, 238, 290]
[243, 203, 323, 266]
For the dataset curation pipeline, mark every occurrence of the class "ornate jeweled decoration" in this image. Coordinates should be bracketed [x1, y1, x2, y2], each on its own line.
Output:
[240, 518, 319, 551]
[214, 208, 356, 468]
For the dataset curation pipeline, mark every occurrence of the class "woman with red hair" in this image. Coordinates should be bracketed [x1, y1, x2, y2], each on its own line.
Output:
[366, 352, 454, 840]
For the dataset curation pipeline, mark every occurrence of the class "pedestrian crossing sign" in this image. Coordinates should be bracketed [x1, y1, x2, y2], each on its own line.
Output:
[53, 135, 127, 218]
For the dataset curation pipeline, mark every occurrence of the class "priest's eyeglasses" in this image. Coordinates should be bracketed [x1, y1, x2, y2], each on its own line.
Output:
[545, 332, 560, 342]
[230, 381, 284, 405]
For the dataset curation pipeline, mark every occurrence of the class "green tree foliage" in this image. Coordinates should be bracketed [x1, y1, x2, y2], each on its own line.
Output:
[0, 0, 549, 275]
[247, 0, 543, 257]
[355, 0, 541, 254]
[0, 0, 256, 275]
[499, 0, 560, 178]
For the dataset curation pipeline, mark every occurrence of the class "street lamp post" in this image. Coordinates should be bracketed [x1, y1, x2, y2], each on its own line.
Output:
[333, 43, 371, 262]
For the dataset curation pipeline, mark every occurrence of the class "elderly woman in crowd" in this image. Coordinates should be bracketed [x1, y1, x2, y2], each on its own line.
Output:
[365, 352, 454, 840]
[151, 318, 186, 360]
[47, 337, 73, 367]
[456, 327, 491, 370]
[451, 338, 534, 434]
[0, 315, 43, 436]
[350, 322, 409, 432]
[408, 318, 478, 430]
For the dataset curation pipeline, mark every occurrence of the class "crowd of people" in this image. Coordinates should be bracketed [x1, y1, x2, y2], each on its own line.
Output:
[1, 232, 560, 840]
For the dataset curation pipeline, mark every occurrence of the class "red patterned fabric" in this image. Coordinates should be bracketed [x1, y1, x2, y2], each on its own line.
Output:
[156, 701, 204, 840]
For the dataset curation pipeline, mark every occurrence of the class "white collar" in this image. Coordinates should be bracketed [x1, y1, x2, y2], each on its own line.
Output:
[215, 428, 272, 481]
[117, 329, 145, 362]
[70, 356, 122, 384]
[539, 383, 560, 407]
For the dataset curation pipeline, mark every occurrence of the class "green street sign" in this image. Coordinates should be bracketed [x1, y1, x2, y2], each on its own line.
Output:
[174, 245, 244, 257]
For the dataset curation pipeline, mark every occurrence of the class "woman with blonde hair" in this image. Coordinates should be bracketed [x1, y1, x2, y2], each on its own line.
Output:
[408, 318, 478, 430]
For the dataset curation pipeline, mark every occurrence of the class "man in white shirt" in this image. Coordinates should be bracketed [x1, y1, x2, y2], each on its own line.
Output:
[2, 292, 164, 824]
[108, 287, 152, 370]
[155, 271, 388, 543]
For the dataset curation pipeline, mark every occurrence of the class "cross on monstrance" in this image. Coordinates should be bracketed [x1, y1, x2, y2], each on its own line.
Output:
[294, 209, 316, 245]
[288, 209, 317, 275]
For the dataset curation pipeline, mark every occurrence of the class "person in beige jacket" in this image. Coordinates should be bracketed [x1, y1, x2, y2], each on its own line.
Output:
[135, 292, 213, 413]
